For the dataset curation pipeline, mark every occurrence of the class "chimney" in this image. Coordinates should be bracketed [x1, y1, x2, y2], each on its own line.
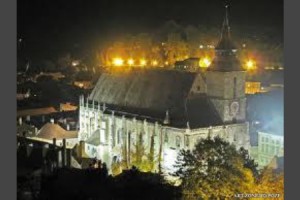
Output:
[18, 117, 22, 125]
[50, 118, 54, 124]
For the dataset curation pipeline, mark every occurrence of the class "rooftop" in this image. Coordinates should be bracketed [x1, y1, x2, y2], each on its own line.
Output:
[37, 123, 78, 140]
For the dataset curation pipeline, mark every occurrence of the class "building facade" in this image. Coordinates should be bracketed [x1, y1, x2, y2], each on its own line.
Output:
[250, 131, 284, 169]
[78, 6, 250, 173]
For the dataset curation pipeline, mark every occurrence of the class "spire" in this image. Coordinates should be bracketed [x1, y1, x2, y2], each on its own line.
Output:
[215, 3, 236, 50]
[209, 2, 244, 72]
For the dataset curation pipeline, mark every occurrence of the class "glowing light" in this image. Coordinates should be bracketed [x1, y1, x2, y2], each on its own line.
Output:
[152, 60, 158, 66]
[199, 45, 204, 49]
[140, 59, 147, 66]
[72, 60, 79, 67]
[113, 58, 124, 66]
[199, 57, 211, 68]
[165, 61, 169, 65]
[246, 60, 256, 70]
[127, 59, 134, 66]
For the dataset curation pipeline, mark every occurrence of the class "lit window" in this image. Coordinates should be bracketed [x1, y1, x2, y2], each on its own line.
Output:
[276, 147, 279, 154]
[276, 140, 280, 145]
[271, 146, 274, 154]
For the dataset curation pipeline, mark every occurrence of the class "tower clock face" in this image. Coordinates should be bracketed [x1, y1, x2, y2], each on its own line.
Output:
[230, 101, 239, 116]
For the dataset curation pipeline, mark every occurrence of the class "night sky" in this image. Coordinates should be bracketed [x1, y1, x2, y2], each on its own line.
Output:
[17, 0, 283, 63]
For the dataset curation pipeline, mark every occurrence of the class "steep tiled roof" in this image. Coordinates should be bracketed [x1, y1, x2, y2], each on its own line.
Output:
[88, 69, 222, 129]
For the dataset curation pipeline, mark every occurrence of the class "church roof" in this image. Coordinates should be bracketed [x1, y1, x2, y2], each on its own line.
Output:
[88, 69, 222, 128]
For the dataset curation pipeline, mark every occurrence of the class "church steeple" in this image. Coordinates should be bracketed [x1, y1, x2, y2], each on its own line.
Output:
[209, 3, 243, 72]
[216, 4, 236, 50]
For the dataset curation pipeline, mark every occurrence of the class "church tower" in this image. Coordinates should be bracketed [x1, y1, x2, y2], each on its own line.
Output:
[206, 4, 246, 124]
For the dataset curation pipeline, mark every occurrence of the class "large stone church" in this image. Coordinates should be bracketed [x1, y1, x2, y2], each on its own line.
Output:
[78, 6, 250, 172]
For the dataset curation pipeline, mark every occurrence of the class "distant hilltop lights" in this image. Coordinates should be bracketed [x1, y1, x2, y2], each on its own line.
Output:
[111, 57, 163, 67]
[111, 57, 213, 68]
[109, 56, 275, 72]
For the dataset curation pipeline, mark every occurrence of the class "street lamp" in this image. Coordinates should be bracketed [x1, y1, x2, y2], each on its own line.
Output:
[246, 59, 256, 70]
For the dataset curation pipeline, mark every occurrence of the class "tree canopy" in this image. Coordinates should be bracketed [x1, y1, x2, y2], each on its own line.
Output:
[174, 136, 283, 200]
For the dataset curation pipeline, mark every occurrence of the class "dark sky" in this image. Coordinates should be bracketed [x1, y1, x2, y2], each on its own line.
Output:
[17, 0, 283, 61]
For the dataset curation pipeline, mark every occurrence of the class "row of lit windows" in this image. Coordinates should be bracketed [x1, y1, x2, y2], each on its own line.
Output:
[260, 144, 280, 155]
[261, 136, 281, 145]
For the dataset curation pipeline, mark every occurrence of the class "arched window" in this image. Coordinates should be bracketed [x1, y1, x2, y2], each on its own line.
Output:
[117, 129, 121, 144]
[164, 132, 169, 143]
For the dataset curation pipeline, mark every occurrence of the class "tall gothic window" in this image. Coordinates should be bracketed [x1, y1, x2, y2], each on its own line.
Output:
[117, 129, 121, 145]
[164, 132, 169, 143]
[111, 124, 115, 147]
[233, 77, 237, 98]
[185, 136, 190, 147]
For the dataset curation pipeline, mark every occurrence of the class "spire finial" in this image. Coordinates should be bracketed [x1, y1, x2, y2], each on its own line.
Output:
[225, 3, 229, 27]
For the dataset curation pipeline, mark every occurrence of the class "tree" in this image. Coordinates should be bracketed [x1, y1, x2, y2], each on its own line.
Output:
[165, 33, 189, 65]
[254, 168, 284, 199]
[174, 136, 256, 199]
[239, 147, 259, 178]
